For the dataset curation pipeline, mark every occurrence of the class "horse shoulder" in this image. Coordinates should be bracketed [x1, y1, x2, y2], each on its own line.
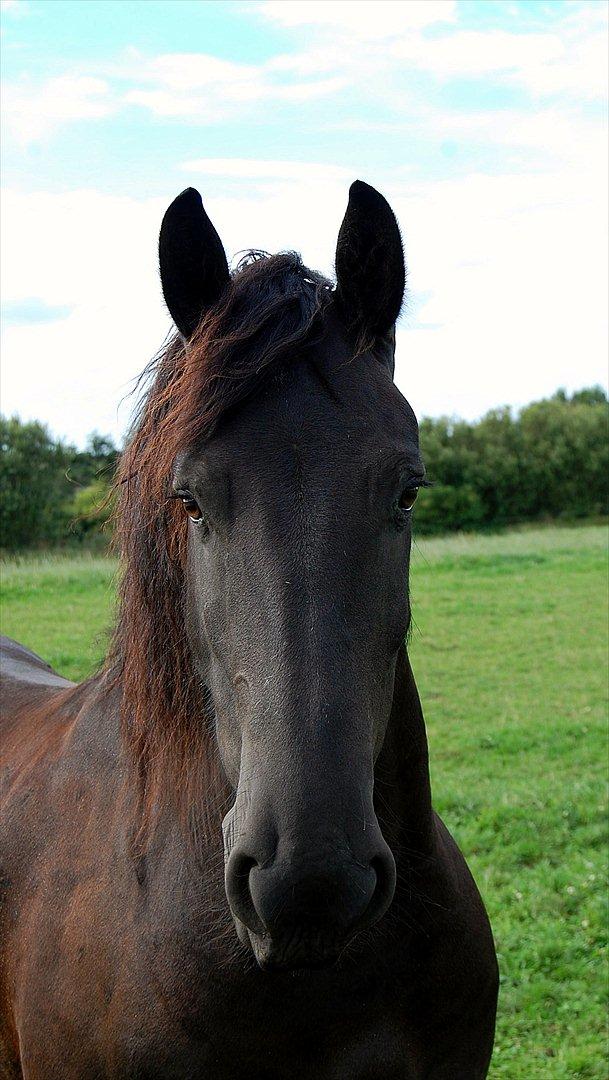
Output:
[402, 812, 499, 1077]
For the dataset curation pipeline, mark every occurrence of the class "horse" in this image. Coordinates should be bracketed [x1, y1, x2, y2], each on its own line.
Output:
[0, 181, 498, 1079]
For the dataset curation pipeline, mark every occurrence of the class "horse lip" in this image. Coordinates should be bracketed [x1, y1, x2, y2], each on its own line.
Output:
[259, 953, 339, 973]
[247, 928, 343, 972]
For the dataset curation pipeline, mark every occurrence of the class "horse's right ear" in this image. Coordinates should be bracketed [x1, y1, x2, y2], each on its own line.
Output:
[159, 188, 230, 339]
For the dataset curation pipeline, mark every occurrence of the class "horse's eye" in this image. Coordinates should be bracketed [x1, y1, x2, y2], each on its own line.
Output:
[398, 488, 419, 512]
[181, 496, 202, 521]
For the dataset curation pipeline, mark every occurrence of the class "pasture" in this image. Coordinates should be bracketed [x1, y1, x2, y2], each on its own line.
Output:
[1, 524, 607, 1078]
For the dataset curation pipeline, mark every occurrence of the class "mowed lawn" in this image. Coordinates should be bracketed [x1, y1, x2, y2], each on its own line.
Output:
[1, 525, 607, 1078]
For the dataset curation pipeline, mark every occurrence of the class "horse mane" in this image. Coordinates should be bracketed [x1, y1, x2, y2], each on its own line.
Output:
[105, 252, 333, 841]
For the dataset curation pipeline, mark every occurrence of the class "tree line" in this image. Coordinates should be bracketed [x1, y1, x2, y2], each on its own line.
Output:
[1, 387, 607, 550]
[415, 386, 608, 533]
[0, 419, 118, 550]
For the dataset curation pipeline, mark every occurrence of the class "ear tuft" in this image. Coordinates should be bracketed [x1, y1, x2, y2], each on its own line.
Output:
[335, 180, 405, 343]
[159, 187, 230, 339]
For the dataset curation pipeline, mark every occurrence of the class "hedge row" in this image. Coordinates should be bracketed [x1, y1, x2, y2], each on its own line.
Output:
[0, 418, 117, 550]
[415, 387, 608, 533]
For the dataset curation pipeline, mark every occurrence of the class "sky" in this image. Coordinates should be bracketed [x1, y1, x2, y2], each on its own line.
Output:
[1, 0, 607, 447]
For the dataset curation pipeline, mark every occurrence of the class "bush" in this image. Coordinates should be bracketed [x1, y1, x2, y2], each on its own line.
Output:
[0, 416, 119, 551]
[0, 417, 72, 549]
[69, 478, 115, 540]
[415, 387, 608, 534]
[413, 484, 485, 533]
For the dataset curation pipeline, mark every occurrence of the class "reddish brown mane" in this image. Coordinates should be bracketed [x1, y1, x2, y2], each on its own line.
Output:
[105, 252, 332, 838]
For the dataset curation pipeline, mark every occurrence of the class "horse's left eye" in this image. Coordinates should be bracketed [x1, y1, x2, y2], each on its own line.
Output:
[181, 497, 202, 521]
[398, 488, 419, 512]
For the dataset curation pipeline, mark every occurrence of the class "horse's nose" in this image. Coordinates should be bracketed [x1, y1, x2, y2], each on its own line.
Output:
[225, 840, 396, 947]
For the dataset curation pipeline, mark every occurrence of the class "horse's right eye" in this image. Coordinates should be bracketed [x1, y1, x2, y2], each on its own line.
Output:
[181, 497, 202, 521]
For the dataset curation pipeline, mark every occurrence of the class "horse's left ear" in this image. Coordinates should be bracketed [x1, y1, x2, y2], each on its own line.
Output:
[335, 180, 405, 347]
[159, 187, 230, 339]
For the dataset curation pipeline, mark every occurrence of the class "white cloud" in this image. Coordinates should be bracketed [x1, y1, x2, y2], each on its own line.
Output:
[391, 25, 607, 100]
[1, 75, 114, 144]
[516, 19, 608, 99]
[123, 50, 346, 120]
[392, 29, 563, 77]
[181, 158, 350, 183]
[124, 52, 267, 117]
[257, 0, 456, 35]
[0, 189, 170, 444]
[260, 0, 608, 102]
[391, 168, 608, 419]
[417, 105, 606, 167]
[0, 49, 345, 144]
[0, 177, 341, 445]
[2, 4, 605, 142]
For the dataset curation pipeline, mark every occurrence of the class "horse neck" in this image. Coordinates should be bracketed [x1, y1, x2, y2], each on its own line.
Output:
[374, 646, 435, 860]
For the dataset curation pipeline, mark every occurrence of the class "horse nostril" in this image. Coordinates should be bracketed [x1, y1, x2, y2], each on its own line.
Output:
[358, 849, 397, 931]
[225, 851, 265, 936]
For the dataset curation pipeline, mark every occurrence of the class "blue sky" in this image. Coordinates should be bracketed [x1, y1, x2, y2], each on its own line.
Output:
[1, 0, 607, 445]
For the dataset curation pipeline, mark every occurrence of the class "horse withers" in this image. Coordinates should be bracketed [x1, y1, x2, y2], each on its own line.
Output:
[1, 181, 498, 1078]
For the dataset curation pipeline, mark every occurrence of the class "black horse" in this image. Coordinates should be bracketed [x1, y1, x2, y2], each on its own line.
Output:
[0, 181, 498, 1078]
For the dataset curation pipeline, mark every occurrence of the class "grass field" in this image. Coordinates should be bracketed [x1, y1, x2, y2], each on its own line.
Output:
[1, 524, 607, 1078]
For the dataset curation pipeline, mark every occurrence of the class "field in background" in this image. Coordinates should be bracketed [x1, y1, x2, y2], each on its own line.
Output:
[1, 554, 116, 680]
[1, 525, 607, 1078]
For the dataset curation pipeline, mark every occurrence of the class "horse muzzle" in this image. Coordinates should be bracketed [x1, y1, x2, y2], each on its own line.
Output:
[224, 828, 397, 970]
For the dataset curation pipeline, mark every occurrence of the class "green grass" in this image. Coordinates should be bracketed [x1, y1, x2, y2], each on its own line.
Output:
[409, 525, 608, 1078]
[0, 552, 117, 680]
[1, 525, 608, 1077]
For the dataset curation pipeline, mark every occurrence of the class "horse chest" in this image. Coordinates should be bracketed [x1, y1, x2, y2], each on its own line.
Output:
[88, 915, 421, 1080]
[5, 834, 486, 1079]
[103, 968, 420, 1080]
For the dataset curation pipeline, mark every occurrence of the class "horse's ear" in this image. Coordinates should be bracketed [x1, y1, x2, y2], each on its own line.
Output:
[159, 187, 230, 338]
[335, 180, 405, 345]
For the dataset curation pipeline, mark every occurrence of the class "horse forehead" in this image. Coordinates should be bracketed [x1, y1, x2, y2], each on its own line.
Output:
[215, 351, 416, 465]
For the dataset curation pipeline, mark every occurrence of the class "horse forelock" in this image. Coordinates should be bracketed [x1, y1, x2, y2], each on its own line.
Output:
[105, 253, 333, 845]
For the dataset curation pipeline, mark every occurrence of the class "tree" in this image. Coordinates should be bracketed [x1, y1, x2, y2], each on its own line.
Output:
[415, 387, 608, 534]
[0, 417, 120, 550]
[0, 417, 74, 549]
[69, 478, 115, 540]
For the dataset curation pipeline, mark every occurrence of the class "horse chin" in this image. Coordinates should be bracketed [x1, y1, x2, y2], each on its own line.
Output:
[236, 920, 342, 973]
